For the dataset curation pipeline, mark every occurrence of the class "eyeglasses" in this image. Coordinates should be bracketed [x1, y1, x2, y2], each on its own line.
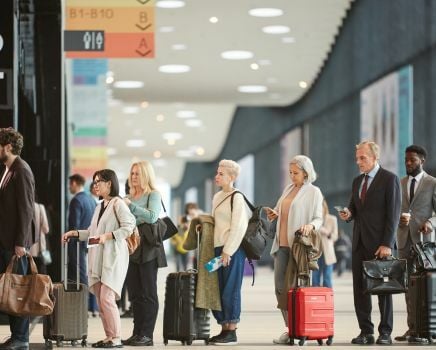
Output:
[92, 179, 107, 186]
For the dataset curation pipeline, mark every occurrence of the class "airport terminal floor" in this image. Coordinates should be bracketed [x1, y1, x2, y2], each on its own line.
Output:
[0, 264, 413, 349]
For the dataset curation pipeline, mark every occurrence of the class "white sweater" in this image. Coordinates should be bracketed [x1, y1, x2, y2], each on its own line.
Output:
[212, 190, 249, 256]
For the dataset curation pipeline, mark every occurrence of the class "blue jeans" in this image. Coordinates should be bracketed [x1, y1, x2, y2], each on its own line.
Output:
[0, 248, 30, 342]
[212, 247, 246, 325]
[312, 255, 333, 288]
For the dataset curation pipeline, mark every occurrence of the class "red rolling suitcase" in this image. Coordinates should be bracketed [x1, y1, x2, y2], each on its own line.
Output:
[288, 285, 334, 346]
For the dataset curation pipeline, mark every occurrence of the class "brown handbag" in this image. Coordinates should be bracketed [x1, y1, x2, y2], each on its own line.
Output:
[112, 201, 140, 255]
[0, 254, 55, 317]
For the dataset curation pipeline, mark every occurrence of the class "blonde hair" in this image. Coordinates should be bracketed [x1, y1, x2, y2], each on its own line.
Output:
[128, 160, 157, 196]
[290, 155, 317, 183]
[356, 140, 380, 160]
[218, 159, 241, 178]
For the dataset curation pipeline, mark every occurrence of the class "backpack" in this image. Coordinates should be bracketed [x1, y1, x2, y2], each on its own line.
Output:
[230, 191, 273, 260]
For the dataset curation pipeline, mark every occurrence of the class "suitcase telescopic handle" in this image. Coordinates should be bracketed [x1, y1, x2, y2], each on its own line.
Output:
[64, 239, 80, 291]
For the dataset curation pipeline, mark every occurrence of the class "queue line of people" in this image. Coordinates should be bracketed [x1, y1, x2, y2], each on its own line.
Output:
[1, 126, 435, 348]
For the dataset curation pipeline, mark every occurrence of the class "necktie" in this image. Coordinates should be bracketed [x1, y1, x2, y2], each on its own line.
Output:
[410, 178, 416, 203]
[360, 174, 369, 203]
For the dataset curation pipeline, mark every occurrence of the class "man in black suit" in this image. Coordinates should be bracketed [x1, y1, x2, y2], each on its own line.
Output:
[340, 141, 401, 346]
[0, 128, 35, 350]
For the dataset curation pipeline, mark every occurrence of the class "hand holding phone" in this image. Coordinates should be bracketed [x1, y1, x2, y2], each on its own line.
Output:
[334, 206, 345, 212]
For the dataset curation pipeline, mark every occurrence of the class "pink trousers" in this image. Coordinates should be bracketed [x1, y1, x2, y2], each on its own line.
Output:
[93, 282, 121, 339]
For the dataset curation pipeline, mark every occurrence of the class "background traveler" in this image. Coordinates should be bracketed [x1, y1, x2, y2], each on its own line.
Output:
[68, 174, 98, 317]
[334, 229, 351, 277]
[122, 161, 167, 347]
[339, 140, 401, 346]
[29, 200, 50, 274]
[63, 169, 136, 348]
[266, 155, 323, 345]
[394, 145, 436, 343]
[312, 200, 338, 288]
[0, 127, 35, 350]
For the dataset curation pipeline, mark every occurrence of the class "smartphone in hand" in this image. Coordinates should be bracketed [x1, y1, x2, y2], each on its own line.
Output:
[334, 206, 345, 213]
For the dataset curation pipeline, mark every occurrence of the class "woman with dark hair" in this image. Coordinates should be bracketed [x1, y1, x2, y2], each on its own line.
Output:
[63, 169, 136, 348]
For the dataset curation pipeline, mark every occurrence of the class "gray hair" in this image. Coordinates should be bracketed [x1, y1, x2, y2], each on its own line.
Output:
[356, 140, 380, 160]
[219, 159, 241, 178]
[290, 155, 317, 183]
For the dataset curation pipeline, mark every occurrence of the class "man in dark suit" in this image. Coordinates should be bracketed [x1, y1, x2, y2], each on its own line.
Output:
[395, 145, 436, 343]
[340, 141, 401, 346]
[0, 128, 35, 350]
[68, 174, 97, 313]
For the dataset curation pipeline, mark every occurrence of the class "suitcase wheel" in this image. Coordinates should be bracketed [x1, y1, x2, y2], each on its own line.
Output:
[186, 339, 193, 345]
[289, 338, 294, 345]
[204, 339, 209, 345]
[164, 338, 168, 346]
[317, 339, 323, 345]
[326, 336, 333, 346]
[56, 340, 63, 347]
[44, 339, 53, 349]
[71, 340, 78, 347]
[298, 337, 306, 346]
[81, 339, 88, 347]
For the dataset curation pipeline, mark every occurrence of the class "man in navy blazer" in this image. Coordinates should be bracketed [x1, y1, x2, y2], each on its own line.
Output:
[0, 128, 35, 350]
[67, 174, 96, 285]
[340, 141, 401, 346]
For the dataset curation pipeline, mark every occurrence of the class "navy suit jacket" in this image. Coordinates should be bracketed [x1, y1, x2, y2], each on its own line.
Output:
[348, 167, 401, 253]
[68, 191, 96, 231]
[0, 156, 35, 250]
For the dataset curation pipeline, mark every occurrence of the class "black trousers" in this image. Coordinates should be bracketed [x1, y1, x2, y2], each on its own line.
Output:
[126, 259, 158, 339]
[352, 245, 393, 335]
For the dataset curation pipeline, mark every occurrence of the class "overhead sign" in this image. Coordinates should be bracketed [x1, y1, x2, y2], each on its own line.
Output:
[65, 0, 154, 58]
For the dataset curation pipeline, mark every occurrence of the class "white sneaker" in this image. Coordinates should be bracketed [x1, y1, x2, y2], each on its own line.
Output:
[273, 332, 290, 344]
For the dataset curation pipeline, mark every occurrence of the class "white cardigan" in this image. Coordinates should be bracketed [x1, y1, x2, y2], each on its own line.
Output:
[78, 197, 136, 299]
[270, 183, 323, 255]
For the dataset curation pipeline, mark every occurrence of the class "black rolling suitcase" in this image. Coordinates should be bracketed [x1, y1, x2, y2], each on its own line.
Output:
[409, 234, 436, 343]
[43, 240, 88, 347]
[163, 227, 210, 345]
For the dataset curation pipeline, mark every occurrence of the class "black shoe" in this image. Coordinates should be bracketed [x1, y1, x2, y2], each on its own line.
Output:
[211, 330, 237, 346]
[120, 309, 133, 318]
[394, 330, 410, 342]
[376, 334, 392, 345]
[209, 331, 224, 343]
[121, 334, 139, 345]
[129, 336, 153, 346]
[351, 333, 375, 345]
[0, 338, 29, 350]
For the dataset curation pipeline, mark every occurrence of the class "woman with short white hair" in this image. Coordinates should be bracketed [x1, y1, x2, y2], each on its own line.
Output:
[208, 159, 249, 345]
[265, 155, 324, 345]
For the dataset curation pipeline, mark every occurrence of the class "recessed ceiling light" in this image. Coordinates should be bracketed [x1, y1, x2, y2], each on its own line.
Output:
[250, 63, 259, 70]
[299, 81, 308, 89]
[122, 106, 140, 114]
[153, 150, 162, 158]
[209, 16, 218, 23]
[158, 65, 191, 73]
[262, 25, 290, 34]
[249, 8, 283, 17]
[177, 110, 196, 118]
[185, 119, 202, 127]
[282, 37, 296, 43]
[159, 26, 175, 33]
[172, 43, 187, 50]
[126, 139, 145, 148]
[221, 50, 254, 60]
[195, 147, 205, 156]
[156, 114, 165, 122]
[238, 85, 268, 93]
[258, 59, 271, 66]
[156, 0, 185, 9]
[141, 101, 149, 108]
[113, 81, 144, 89]
[163, 132, 183, 140]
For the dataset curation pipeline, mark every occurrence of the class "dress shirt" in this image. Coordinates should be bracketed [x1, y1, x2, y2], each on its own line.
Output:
[407, 171, 424, 201]
[359, 163, 380, 197]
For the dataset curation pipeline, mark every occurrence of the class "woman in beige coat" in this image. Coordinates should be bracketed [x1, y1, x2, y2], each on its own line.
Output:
[63, 169, 136, 348]
[312, 200, 338, 288]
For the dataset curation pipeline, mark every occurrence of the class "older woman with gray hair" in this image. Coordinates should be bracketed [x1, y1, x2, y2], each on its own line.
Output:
[265, 155, 323, 345]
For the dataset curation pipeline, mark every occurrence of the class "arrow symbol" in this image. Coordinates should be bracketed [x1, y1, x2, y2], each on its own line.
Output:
[136, 23, 152, 31]
[135, 49, 152, 57]
[136, 0, 151, 4]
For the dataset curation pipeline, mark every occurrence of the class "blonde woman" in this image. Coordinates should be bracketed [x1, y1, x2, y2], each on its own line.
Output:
[63, 169, 136, 348]
[209, 159, 249, 345]
[265, 155, 323, 345]
[122, 161, 167, 347]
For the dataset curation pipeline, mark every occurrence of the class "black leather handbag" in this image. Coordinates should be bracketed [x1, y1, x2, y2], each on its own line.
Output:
[362, 257, 408, 295]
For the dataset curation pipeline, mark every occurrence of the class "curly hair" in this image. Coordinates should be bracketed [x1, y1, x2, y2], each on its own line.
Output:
[0, 128, 24, 155]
